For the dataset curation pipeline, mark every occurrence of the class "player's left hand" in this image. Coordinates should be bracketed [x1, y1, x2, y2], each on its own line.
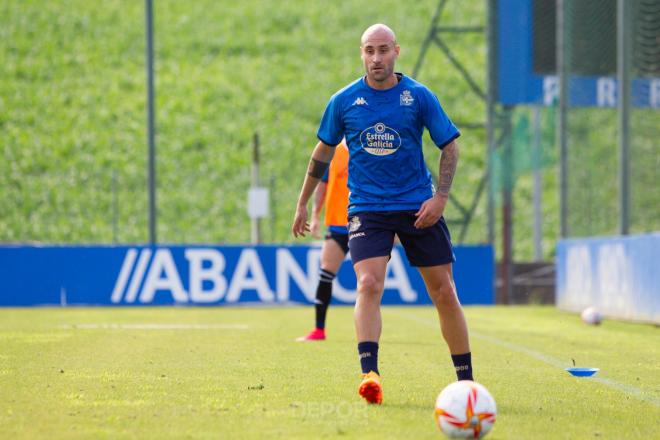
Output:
[292, 204, 311, 238]
[414, 195, 447, 229]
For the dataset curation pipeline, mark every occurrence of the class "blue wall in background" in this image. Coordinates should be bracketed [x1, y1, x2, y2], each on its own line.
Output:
[557, 233, 660, 323]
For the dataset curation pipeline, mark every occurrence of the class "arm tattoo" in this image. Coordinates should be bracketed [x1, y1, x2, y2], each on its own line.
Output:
[437, 142, 459, 197]
[307, 158, 330, 179]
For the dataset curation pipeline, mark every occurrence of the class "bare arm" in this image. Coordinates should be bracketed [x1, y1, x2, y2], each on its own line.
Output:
[414, 140, 459, 229]
[310, 181, 328, 237]
[292, 141, 336, 237]
[437, 140, 459, 197]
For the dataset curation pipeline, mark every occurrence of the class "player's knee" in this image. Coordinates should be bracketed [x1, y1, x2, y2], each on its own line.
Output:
[357, 273, 383, 296]
[430, 284, 459, 307]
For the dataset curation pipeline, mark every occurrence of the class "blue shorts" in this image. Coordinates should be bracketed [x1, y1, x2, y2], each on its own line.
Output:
[324, 230, 349, 255]
[347, 211, 455, 267]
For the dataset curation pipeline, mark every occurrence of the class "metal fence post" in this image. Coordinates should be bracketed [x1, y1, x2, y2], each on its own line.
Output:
[251, 133, 261, 244]
[145, 0, 157, 245]
[557, 0, 569, 238]
[617, 0, 631, 235]
[533, 106, 543, 261]
[486, 0, 497, 245]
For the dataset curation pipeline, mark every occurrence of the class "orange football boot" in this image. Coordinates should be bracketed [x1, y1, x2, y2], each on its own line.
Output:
[358, 371, 382, 404]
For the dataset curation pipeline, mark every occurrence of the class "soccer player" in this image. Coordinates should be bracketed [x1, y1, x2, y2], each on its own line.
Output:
[292, 24, 473, 405]
[296, 141, 350, 341]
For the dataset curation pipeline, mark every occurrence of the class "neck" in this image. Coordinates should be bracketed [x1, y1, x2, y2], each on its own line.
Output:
[365, 74, 398, 90]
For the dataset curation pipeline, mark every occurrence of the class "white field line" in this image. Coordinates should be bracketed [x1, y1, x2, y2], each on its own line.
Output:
[394, 311, 660, 408]
[59, 323, 249, 330]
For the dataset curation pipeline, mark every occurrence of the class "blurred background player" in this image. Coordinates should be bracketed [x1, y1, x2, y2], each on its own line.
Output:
[296, 141, 350, 341]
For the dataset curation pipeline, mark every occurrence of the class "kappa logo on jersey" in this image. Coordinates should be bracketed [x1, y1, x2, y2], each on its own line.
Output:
[352, 97, 368, 106]
[349, 216, 361, 232]
[400, 90, 414, 106]
[359, 122, 402, 156]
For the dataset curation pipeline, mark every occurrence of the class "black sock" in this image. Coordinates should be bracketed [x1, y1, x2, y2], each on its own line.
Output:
[451, 352, 473, 381]
[314, 269, 335, 329]
[357, 341, 379, 375]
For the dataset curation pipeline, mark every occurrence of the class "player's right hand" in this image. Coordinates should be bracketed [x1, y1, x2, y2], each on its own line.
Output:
[292, 205, 311, 238]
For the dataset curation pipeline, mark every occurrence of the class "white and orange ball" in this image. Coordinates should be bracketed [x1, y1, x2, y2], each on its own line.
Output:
[434, 380, 496, 438]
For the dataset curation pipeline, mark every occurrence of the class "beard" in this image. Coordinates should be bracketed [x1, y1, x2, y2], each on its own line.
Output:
[367, 65, 392, 82]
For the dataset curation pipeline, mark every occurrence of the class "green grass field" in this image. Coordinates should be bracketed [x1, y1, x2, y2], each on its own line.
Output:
[0, 305, 658, 439]
[2, 0, 659, 257]
[0, 0, 571, 260]
[0, 0, 490, 246]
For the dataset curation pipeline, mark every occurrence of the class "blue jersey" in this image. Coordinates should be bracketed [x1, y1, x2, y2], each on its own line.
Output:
[317, 74, 460, 214]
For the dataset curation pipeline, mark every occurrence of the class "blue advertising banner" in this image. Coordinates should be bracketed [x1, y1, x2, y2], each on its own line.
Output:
[556, 233, 660, 324]
[0, 245, 494, 307]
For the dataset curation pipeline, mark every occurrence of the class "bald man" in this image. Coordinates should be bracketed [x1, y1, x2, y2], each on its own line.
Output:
[292, 24, 472, 405]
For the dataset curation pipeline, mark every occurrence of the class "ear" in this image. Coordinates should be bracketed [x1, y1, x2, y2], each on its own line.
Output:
[394, 44, 401, 58]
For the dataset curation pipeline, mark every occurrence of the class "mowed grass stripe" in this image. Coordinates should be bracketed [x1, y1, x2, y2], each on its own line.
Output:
[388, 306, 660, 439]
[392, 308, 660, 407]
[57, 323, 250, 330]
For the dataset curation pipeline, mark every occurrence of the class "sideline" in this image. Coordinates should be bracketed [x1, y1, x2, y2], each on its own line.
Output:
[58, 323, 250, 330]
[394, 311, 660, 408]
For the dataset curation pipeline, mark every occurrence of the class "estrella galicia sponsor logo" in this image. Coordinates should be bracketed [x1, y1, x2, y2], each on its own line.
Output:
[349, 216, 361, 232]
[359, 122, 401, 156]
[400, 90, 414, 106]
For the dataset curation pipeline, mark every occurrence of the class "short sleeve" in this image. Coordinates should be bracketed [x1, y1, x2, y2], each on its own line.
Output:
[317, 94, 344, 147]
[421, 89, 460, 149]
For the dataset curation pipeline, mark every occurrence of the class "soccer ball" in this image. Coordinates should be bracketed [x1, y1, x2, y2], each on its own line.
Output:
[434, 381, 496, 438]
[581, 307, 603, 325]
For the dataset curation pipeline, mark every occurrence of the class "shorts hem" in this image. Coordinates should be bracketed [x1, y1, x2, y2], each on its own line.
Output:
[350, 251, 392, 265]
[325, 231, 349, 255]
[408, 256, 455, 268]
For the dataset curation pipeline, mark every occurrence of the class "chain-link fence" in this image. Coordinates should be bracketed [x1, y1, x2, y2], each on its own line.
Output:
[630, 0, 660, 234]
[487, 0, 659, 262]
[562, 0, 660, 237]
[490, 105, 558, 260]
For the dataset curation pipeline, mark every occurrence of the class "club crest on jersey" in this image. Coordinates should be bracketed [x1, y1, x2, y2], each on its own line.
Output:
[400, 90, 414, 106]
[359, 122, 401, 156]
[348, 216, 361, 232]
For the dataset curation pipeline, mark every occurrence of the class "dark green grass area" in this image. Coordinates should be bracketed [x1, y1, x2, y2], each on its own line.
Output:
[0, 306, 658, 439]
[1, 0, 496, 247]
